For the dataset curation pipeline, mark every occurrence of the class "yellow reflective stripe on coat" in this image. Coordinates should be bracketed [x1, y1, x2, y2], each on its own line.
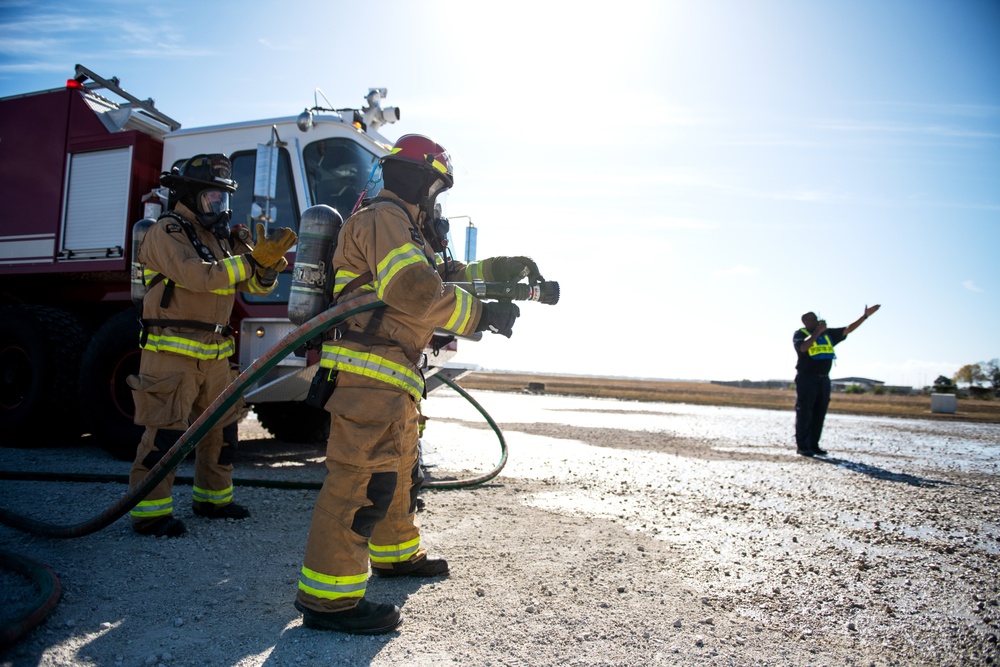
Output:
[140, 333, 235, 360]
[192, 485, 234, 505]
[142, 269, 235, 296]
[375, 244, 428, 299]
[130, 496, 173, 518]
[333, 270, 376, 300]
[223, 255, 251, 284]
[369, 537, 420, 564]
[464, 262, 485, 281]
[319, 345, 424, 400]
[333, 269, 359, 299]
[443, 287, 475, 332]
[298, 567, 368, 601]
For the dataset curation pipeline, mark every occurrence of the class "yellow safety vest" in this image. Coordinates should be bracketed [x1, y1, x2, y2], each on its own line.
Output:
[800, 328, 835, 360]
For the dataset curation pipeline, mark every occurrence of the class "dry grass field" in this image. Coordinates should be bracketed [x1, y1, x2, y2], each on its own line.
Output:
[457, 371, 1000, 423]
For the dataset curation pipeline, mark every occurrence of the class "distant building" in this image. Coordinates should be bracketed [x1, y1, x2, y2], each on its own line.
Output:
[711, 380, 792, 390]
[831, 377, 884, 392]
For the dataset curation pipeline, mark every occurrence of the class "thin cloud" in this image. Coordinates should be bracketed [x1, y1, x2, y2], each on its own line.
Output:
[0, 38, 61, 55]
[962, 280, 984, 293]
[257, 38, 296, 52]
[0, 6, 200, 63]
[0, 61, 67, 74]
[846, 100, 1000, 119]
[816, 121, 1000, 141]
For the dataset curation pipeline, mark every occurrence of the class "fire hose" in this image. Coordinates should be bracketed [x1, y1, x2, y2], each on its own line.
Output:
[0, 279, 557, 645]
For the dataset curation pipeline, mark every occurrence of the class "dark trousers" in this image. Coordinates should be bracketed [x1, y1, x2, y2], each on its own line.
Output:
[795, 373, 831, 451]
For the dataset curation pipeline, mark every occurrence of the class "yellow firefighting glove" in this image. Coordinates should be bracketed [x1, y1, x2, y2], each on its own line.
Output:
[250, 223, 297, 268]
[482, 256, 543, 283]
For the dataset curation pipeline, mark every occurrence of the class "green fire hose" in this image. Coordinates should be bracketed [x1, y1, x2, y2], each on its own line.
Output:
[0, 292, 509, 645]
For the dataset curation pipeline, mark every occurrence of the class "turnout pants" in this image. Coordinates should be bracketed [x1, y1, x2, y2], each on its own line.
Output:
[297, 372, 424, 612]
[128, 351, 242, 530]
[794, 373, 831, 451]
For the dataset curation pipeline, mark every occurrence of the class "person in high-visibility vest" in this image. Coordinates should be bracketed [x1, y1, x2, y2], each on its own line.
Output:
[793, 305, 881, 456]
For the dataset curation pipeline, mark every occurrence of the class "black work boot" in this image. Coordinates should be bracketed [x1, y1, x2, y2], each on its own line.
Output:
[372, 554, 449, 579]
[294, 599, 402, 635]
[134, 516, 187, 537]
[192, 502, 251, 520]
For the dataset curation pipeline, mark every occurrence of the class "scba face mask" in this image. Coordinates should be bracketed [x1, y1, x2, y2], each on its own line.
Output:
[425, 193, 451, 253]
[195, 188, 232, 230]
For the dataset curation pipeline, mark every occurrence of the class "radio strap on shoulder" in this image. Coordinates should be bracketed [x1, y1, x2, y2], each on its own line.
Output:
[150, 212, 217, 311]
[162, 211, 218, 263]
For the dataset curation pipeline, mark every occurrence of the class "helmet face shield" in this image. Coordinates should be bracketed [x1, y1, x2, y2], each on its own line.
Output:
[427, 176, 450, 200]
[198, 188, 230, 216]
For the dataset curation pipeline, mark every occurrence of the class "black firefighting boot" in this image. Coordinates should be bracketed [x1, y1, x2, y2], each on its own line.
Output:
[134, 516, 187, 538]
[192, 502, 251, 519]
[371, 554, 449, 578]
[294, 599, 402, 635]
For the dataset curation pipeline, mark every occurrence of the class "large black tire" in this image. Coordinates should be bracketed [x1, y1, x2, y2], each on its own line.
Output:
[78, 307, 144, 460]
[0, 305, 88, 445]
[253, 401, 330, 444]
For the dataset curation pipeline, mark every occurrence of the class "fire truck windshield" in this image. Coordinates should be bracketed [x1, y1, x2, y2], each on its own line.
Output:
[303, 138, 381, 217]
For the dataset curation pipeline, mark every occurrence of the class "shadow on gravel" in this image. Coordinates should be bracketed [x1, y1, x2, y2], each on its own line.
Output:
[816, 456, 951, 487]
[816, 457, 998, 496]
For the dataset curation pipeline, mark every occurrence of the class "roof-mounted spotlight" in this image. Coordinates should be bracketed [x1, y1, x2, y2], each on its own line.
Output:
[296, 109, 314, 132]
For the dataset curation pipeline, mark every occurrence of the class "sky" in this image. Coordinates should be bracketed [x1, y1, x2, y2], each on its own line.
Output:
[2, 0, 998, 388]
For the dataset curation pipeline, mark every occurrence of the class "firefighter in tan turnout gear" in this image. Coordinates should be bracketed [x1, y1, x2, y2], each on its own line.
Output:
[295, 134, 542, 634]
[128, 154, 297, 537]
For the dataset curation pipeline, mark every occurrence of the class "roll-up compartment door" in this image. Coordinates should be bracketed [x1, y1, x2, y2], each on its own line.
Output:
[61, 147, 132, 258]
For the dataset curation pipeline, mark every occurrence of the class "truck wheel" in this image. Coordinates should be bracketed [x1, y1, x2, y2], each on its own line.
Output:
[253, 401, 330, 444]
[78, 307, 144, 460]
[0, 305, 88, 445]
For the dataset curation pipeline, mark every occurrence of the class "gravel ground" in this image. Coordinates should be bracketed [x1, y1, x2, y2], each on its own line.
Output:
[1, 389, 999, 667]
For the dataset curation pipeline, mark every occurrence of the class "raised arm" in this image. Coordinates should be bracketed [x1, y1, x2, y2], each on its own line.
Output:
[844, 303, 881, 336]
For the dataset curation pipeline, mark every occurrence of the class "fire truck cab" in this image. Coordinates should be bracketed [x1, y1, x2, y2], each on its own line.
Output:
[0, 65, 470, 458]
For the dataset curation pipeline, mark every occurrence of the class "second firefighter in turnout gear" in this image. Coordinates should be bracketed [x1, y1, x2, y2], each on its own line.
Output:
[295, 134, 543, 634]
[128, 154, 297, 538]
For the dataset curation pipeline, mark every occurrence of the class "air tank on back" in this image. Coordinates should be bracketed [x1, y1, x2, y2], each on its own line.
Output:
[130, 191, 166, 306]
[130, 217, 157, 307]
[289, 204, 344, 325]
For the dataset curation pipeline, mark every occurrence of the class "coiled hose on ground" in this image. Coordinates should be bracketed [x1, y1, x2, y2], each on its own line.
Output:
[0, 292, 508, 646]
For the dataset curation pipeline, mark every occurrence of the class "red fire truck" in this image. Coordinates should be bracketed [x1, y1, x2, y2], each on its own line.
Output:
[0, 65, 472, 458]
